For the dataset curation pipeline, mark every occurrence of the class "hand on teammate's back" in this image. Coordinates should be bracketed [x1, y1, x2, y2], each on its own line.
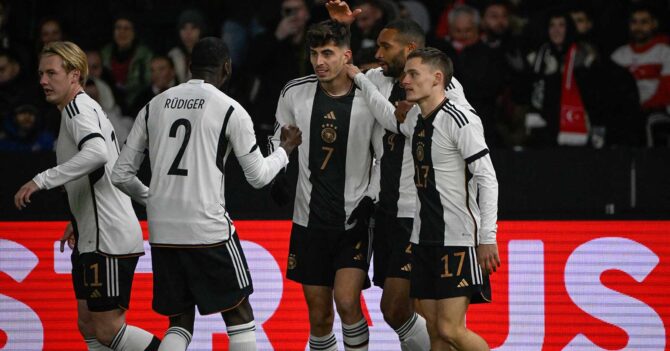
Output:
[476, 243, 501, 275]
[326, 0, 361, 26]
[279, 125, 302, 155]
[347, 196, 375, 226]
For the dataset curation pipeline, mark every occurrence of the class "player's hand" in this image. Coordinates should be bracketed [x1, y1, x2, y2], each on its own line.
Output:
[279, 125, 302, 155]
[347, 196, 375, 226]
[395, 100, 413, 123]
[476, 243, 501, 275]
[14, 180, 41, 210]
[344, 63, 362, 79]
[326, 0, 362, 26]
[270, 171, 291, 206]
[59, 222, 76, 252]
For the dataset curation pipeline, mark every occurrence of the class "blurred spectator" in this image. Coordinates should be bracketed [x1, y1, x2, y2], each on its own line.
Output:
[247, 0, 313, 136]
[433, 4, 504, 146]
[101, 15, 153, 113]
[169, 9, 205, 83]
[84, 79, 132, 144]
[38, 18, 63, 49]
[611, 5, 670, 115]
[354, 46, 380, 72]
[0, 49, 42, 116]
[0, 104, 54, 152]
[350, 0, 398, 52]
[480, 0, 529, 147]
[526, 10, 601, 147]
[131, 56, 177, 114]
[398, 1, 431, 33]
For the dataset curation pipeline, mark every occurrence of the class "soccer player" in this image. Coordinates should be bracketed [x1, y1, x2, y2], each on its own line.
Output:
[13, 41, 160, 351]
[348, 48, 500, 350]
[269, 20, 383, 351]
[326, 2, 473, 349]
[111, 37, 302, 351]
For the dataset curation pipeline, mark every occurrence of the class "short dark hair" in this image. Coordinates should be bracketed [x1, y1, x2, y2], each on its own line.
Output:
[151, 55, 175, 69]
[384, 19, 425, 48]
[630, 3, 657, 20]
[190, 37, 230, 72]
[306, 20, 350, 48]
[407, 47, 453, 87]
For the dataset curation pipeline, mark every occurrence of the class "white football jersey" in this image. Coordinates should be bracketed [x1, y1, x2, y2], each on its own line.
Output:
[270, 75, 383, 231]
[354, 73, 498, 247]
[35, 92, 144, 256]
[124, 79, 288, 245]
[363, 67, 473, 218]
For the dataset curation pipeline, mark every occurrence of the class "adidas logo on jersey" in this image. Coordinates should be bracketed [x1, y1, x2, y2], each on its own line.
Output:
[324, 111, 336, 120]
[401, 264, 412, 272]
[457, 279, 469, 288]
[353, 253, 364, 261]
[90, 289, 102, 298]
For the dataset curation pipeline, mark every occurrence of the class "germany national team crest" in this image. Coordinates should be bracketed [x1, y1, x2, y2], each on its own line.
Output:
[321, 123, 338, 144]
[287, 254, 297, 270]
[416, 142, 425, 162]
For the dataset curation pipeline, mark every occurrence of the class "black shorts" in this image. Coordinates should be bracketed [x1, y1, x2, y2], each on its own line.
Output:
[410, 245, 491, 303]
[372, 210, 413, 288]
[151, 232, 253, 316]
[71, 251, 139, 312]
[286, 224, 371, 288]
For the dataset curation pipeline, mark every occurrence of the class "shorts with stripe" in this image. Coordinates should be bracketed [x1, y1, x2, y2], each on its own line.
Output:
[151, 231, 253, 316]
[287, 224, 372, 288]
[410, 245, 491, 303]
[372, 210, 413, 288]
[71, 252, 139, 312]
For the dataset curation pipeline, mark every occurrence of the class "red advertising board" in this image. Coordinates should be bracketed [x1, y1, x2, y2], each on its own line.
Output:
[1, 221, 669, 350]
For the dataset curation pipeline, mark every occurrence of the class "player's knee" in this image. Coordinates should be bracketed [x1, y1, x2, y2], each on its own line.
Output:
[93, 323, 120, 346]
[437, 323, 466, 345]
[334, 295, 361, 319]
[380, 298, 411, 328]
[308, 307, 334, 329]
[222, 298, 255, 325]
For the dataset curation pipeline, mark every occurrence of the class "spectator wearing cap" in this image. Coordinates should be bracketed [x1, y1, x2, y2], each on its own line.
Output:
[168, 9, 205, 83]
[101, 14, 153, 113]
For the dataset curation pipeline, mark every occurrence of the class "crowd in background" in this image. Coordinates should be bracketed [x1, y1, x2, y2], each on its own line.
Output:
[1, 0, 669, 153]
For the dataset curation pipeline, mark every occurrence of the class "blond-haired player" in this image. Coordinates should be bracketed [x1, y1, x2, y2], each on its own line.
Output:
[14, 41, 160, 351]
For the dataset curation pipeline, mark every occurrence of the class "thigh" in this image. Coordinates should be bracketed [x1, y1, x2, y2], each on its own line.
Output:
[436, 296, 469, 329]
[333, 267, 367, 303]
[334, 225, 372, 289]
[286, 224, 336, 286]
[151, 246, 192, 316]
[186, 233, 254, 316]
[80, 253, 139, 312]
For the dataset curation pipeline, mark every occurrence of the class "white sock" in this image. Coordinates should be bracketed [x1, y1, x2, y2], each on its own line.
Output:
[85, 337, 111, 351]
[158, 326, 191, 351]
[309, 332, 337, 351]
[227, 321, 257, 351]
[109, 324, 160, 351]
[342, 318, 369, 351]
[395, 313, 430, 351]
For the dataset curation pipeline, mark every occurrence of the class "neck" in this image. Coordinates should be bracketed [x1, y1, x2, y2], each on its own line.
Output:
[418, 89, 446, 116]
[57, 85, 82, 111]
[320, 71, 352, 96]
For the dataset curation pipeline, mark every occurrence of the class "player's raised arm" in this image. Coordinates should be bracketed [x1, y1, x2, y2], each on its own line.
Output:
[346, 63, 412, 136]
[111, 105, 150, 206]
[326, 0, 362, 26]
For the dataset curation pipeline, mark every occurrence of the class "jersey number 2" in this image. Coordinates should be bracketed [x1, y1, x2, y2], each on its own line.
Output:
[168, 119, 191, 176]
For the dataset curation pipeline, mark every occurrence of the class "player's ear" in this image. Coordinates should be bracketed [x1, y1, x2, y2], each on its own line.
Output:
[344, 48, 353, 63]
[434, 70, 443, 87]
[70, 69, 81, 85]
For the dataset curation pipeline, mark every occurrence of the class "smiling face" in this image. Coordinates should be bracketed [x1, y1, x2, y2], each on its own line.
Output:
[310, 41, 351, 83]
[401, 56, 440, 103]
[38, 54, 80, 108]
[375, 28, 411, 78]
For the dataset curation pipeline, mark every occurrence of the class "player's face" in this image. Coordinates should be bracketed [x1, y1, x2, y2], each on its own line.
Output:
[310, 42, 352, 83]
[39, 54, 79, 107]
[375, 28, 408, 78]
[401, 57, 439, 103]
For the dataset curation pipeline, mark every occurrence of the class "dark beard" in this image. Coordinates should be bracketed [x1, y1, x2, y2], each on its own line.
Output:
[382, 57, 405, 78]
